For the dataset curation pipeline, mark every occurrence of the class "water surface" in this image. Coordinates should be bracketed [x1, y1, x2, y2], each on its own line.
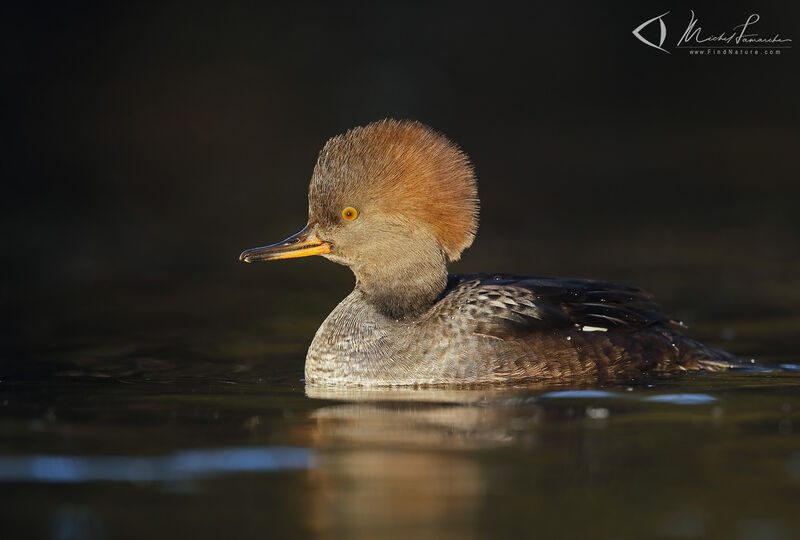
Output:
[2, 306, 799, 540]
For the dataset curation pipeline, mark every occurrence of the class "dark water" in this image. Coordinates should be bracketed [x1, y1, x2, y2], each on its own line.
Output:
[3, 257, 800, 540]
[3, 367, 800, 540]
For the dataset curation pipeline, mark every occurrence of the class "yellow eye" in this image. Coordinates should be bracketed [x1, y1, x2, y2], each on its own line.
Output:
[342, 206, 358, 221]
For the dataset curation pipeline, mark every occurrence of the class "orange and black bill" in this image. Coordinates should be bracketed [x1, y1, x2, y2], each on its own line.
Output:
[239, 224, 330, 262]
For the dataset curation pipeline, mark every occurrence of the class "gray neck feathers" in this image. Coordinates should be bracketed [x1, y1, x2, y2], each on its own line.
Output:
[352, 244, 447, 320]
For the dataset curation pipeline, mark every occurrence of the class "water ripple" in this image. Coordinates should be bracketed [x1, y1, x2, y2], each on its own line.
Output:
[538, 390, 719, 405]
[643, 394, 718, 404]
[539, 390, 619, 399]
[0, 446, 314, 484]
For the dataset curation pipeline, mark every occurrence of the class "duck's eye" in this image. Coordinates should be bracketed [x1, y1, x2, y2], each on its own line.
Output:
[342, 207, 358, 221]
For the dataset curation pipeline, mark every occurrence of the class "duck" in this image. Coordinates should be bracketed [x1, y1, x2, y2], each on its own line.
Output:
[239, 119, 738, 386]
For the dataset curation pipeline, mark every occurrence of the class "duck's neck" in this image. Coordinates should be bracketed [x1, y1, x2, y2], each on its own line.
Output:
[352, 246, 448, 320]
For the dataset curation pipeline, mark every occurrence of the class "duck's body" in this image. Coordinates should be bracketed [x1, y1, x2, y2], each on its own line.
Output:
[306, 274, 735, 386]
[240, 119, 738, 387]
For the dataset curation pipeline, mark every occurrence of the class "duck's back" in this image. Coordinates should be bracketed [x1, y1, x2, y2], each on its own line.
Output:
[419, 274, 739, 383]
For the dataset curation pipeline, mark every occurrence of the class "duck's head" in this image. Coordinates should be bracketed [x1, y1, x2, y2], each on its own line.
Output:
[239, 119, 479, 317]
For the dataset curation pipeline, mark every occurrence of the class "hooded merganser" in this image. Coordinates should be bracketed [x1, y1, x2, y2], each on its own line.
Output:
[240, 119, 738, 386]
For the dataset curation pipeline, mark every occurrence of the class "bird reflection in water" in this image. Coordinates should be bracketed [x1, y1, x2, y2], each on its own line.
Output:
[293, 382, 612, 539]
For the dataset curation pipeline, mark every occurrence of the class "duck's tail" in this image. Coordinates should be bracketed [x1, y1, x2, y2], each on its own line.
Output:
[668, 329, 748, 371]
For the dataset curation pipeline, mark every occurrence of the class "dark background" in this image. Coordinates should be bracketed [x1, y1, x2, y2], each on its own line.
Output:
[2, 1, 798, 370]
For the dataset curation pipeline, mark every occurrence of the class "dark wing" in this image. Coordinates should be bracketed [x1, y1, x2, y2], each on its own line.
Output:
[440, 273, 675, 340]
